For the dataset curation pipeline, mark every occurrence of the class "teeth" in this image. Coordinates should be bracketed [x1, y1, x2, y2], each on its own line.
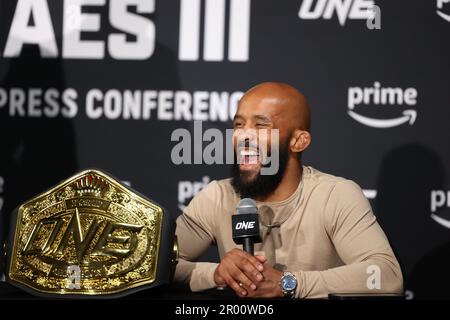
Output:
[240, 150, 258, 156]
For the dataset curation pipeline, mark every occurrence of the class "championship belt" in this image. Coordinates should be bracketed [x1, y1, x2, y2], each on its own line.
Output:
[4, 169, 178, 298]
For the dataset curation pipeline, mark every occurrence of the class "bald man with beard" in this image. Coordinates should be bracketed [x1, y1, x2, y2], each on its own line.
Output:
[174, 82, 403, 299]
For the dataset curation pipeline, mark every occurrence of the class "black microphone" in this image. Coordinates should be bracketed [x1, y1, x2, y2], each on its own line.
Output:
[232, 198, 262, 255]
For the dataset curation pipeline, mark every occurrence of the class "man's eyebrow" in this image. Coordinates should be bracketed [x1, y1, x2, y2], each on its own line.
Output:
[253, 115, 272, 123]
[233, 114, 244, 122]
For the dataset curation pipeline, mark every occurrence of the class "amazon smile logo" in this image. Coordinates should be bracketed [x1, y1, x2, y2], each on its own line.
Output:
[437, 0, 450, 22]
[347, 82, 418, 128]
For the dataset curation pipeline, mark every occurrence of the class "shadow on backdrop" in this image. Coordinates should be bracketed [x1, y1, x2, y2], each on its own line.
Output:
[375, 143, 450, 299]
[0, 46, 77, 276]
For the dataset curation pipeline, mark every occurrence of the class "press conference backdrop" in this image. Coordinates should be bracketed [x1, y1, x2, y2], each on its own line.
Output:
[0, 0, 449, 299]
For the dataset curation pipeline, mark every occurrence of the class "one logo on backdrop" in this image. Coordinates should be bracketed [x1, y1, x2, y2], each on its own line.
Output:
[347, 82, 418, 129]
[178, 176, 210, 211]
[298, 0, 377, 26]
[430, 190, 450, 229]
[437, 0, 450, 22]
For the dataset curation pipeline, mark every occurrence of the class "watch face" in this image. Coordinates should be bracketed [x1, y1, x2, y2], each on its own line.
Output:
[281, 275, 297, 291]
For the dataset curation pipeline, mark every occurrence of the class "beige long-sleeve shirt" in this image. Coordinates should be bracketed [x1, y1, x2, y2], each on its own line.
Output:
[174, 166, 403, 298]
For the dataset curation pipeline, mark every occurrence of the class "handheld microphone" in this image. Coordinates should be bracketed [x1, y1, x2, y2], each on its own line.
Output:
[232, 198, 262, 255]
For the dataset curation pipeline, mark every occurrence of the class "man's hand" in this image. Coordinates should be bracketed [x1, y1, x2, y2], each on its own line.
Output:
[245, 264, 284, 298]
[214, 248, 267, 296]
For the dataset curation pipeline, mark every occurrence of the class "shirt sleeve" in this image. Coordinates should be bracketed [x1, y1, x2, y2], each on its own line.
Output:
[173, 181, 220, 292]
[293, 180, 403, 299]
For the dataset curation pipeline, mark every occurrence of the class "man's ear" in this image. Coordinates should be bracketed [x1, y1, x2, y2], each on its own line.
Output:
[290, 130, 311, 153]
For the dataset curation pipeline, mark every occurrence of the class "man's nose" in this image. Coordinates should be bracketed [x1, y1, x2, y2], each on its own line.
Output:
[235, 128, 258, 145]
[241, 126, 259, 138]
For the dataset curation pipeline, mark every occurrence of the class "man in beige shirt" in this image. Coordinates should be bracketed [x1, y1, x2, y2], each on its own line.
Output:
[174, 82, 403, 299]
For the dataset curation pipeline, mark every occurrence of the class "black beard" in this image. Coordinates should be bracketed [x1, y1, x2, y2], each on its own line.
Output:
[231, 142, 289, 199]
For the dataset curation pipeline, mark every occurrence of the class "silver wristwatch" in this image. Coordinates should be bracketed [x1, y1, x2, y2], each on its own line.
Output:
[280, 271, 297, 298]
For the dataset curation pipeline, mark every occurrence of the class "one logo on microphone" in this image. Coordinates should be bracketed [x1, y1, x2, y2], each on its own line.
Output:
[347, 82, 418, 129]
[235, 221, 256, 230]
[232, 199, 261, 253]
[437, 0, 450, 22]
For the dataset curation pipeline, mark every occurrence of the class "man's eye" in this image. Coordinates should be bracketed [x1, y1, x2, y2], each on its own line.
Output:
[234, 122, 243, 127]
[256, 123, 269, 128]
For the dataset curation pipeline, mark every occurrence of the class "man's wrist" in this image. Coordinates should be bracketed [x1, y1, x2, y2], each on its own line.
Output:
[271, 270, 283, 297]
[213, 264, 223, 287]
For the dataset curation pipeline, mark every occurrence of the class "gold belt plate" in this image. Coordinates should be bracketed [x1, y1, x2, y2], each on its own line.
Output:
[7, 169, 164, 296]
